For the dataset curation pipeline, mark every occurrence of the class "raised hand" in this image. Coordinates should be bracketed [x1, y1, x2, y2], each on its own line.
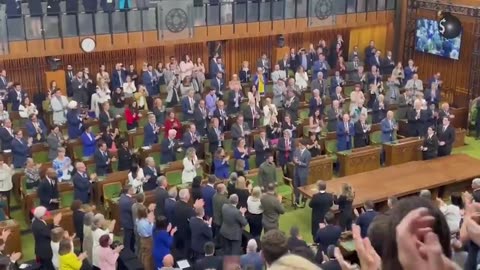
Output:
[352, 225, 381, 270]
[53, 212, 63, 226]
[10, 252, 22, 262]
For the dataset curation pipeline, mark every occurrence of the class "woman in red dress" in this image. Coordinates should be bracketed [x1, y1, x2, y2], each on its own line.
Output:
[164, 111, 182, 139]
[336, 56, 347, 78]
[124, 101, 141, 131]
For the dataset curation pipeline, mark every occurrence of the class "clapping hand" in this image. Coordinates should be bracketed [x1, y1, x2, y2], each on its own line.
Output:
[147, 212, 155, 223]
[10, 252, 22, 262]
[206, 217, 213, 226]
[170, 226, 178, 236]
[194, 199, 205, 209]
[114, 245, 124, 253]
[53, 212, 62, 226]
[240, 207, 247, 215]
[78, 252, 88, 261]
[148, 203, 156, 212]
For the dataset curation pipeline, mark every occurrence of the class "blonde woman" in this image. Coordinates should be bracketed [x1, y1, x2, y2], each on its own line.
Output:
[122, 75, 137, 98]
[235, 176, 251, 208]
[229, 74, 241, 90]
[96, 64, 110, 85]
[134, 85, 149, 110]
[262, 98, 278, 126]
[246, 186, 263, 238]
[337, 183, 355, 231]
[182, 147, 201, 184]
[349, 85, 365, 113]
[294, 66, 308, 90]
[392, 62, 405, 83]
[239, 61, 251, 83]
[91, 214, 116, 269]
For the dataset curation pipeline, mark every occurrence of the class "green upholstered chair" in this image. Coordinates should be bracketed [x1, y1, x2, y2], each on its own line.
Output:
[60, 190, 74, 208]
[276, 167, 293, 206]
[103, 182, 123, 202]
[325, 139, 338, 162]
[118, 119, 127, 132]
[369, 130, 382, 145]
[165, 170, 183, 187]
[32, 150, 49, 164]
[299, 108, 310, 121]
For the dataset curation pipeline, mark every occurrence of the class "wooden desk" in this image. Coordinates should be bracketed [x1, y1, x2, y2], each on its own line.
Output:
[0, 219, 21, 254]
[337, 146, 381, 177]
[298, 154, 480, 208]
[92, 171, 129, 206]
[22, 182, 73, 222]
[453, 128, 466, 148]
[287, 155, 334, 184]
[383, 137, 423, 166]
[45, 208, 75, 235]
[450, 107, 468, 129]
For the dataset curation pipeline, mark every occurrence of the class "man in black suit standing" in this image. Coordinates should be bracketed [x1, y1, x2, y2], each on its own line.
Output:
[314, 211, 342, 254]
[0, 119, 14, 151]
[207, 117, 223, 156]
[154, 176, 169, 217]
[8, 82, 27, 111]
[160, 129, 180, 165]
[119, 185, 136, 252]
[189, 207, 213, 261]
[194, 99, 209, 136]
[117, 137, 132, 171]
[194, 242, 223, 270]
[65, 65, 75, 97]
[37, 168, 60, 211]
[94, 140, 115, 176]
[355, 200, 378, 238]
[32, 206, 62, 269]
[437, 116, 455, 157]
[253, 130, 270, 167]
[72, 162, 94, 204]
[354, 113, 371, 148]
[308, 180, 335, 239]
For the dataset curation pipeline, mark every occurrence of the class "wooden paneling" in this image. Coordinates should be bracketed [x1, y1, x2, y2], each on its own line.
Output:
[411, 9, 475, 92]
[349, 25, 389, 56]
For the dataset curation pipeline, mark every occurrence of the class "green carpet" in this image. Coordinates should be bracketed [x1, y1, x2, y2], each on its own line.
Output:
[14, 136, 480, 261]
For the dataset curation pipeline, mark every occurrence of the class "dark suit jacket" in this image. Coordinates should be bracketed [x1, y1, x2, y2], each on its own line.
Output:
[8, 89, 27, 111]
[424, 88, 441, 107]
[422, 135, 439, 160]
[143, 166, 160, 191]
[119, 194, 135, 230]
[326, 108, 341, 132]
[25, 120, 47, 141]
[284, 97, 299, 122]
[194, 107, 208, 135]
[98, 110, 111, 130]
[143, 123, 159, 146]
[253, 137, 270, 167]
[213, 108, 228, 131]
[117, 146, 132, 171]
[0, 127, 14, 151]
[437, 125, 455, 155]
[287, 236, 308, 251]
[31, 218, 55, 260]
[315, 225, 342, 253]
[160, 138, 178, 164]
[182, 131, 201, 152]
[201, 185, 216, 218]
[154, 187, 169, 217]
[194, 255, 224, 270]
[211, 77, 225, 97]
[37, 179, 59, 210]
[207, 127, 222, 154]
[228, 91, 243, 115]
[72, 172, 91, 204]
[309, 192, 335, 236]
[231, 122, 250, 142]
[243, 105, 261, 129]
[94, 149, 111, 176]
[407, 109, 428, 137]
[164, 198, 176, 223]
[112, 69, 127, 90]
[182, 96, 196, 120]
[11, 138, 29, 168]
[356, 210, 378, 238]
[354, 121, 370, 148]
[277, 137, 295, 166]
[172, 200, 195, 240]
[336, 121, 354, 151]
[189, 217, 213, 253]
[66, 110, 83, 139]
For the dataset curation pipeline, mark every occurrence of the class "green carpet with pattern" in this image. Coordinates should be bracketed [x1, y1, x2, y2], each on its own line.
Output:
[11, 136, 480, 261]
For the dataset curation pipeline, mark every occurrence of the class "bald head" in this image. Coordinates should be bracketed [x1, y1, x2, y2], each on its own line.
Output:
[162, 254, 174, 267]
[168, 129, 177, 138]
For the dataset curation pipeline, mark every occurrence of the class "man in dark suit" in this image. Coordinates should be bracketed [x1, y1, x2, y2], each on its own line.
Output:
[231, 115, 250, 145]
[201, 175, 216, 219]
[326, 100, 342, 132]
[0, 69, 8, 92]
[173, 189, 204, 259]
[355, 200, 378, 238]
[207, 117, 223, 156]
[183, 123, 201, 153]
[227, 87, 243, 115]
[382, 50, 395, 75]
[142, 157, 160, 191]
[336, 114, 354, 151]
[278, 53, 290, 71]
[143, 114, 160, 146]
[154, 176, 169, 217]
[425, 84, 441, 108]
[256, 53, 271, 78]
[111, 63, 127, 90]
[243, 99, 261, 129]
[71, 72, 89, 107]
[211, 72, 225, 99]
[164, 188, 177, 223]
[381, 111, 397, 143]
[292, 139, 311, 207]
[369, 50, 382, 71]
[213, 100, 228, 131]
[190, 207, 213, 260]
[119, 185, 136, 252]
[309, 180, 335, 238]
[8, 83, 27, 111]
[407, 101, 428, 137]
[46, 125, 63, 161]
[37, 168, 60, 210]
[94, 141, 113, 176]
[254, 130, 270, 167]
[277, 130, 294, 168]
[310, 72, 327, 98]
[25, 114, 47, 143]
[142, 64, 158, 96]
[437, 116, 455, 157]
[364, 40, 376, 64]
[182, 90, 196, 121]
[287, 226, 308, 252]
[193, 242, 223, 270]
[194, 99, 209, 136]
[72, 162, 93, 204]
[315, 211, 342, 253]
[32, 206, 62, 269]
[0, 119, 14, 151]
[117, 138, 132, 171]
[283, 90, 299, 122]
[11, 130, 31, 168]
[65, 65, 75, 96]
[354, 113, 371, 148]
[210, 56, 225, 79]
[220, 194, 248, 255]
[160, 129, 180, 164]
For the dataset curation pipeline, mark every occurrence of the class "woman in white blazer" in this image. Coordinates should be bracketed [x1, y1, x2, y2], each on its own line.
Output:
[182, 147, 200, 184]
[294, 66, 309, 90]
[262, 97, 278, 126]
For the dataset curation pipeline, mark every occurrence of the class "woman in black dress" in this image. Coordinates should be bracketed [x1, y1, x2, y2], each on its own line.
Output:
[282, 114, 297, 138]
[306, 133, 321, 157]
[191, 176, 203, 202]
[421, 126, 439, 160]
[266, 115, 282, 142]
[234, 176, 250, 209]
[336, 183, 355, 231]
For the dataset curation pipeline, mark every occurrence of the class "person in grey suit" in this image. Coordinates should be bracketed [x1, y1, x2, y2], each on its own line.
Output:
[220, 194, 248, 255]
[231, 115, 251, 145]
[292, 139, 311, 207]
[46, 125, 64, 161]
[326, 100, 342, 132]
[260, 183, 285, 232]
[310, 72, 327, 98]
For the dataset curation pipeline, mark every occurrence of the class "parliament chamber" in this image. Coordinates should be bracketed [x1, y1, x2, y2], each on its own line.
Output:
[0, 0, 480, 269]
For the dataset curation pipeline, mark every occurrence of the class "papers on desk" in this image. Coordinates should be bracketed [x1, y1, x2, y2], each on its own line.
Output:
[177, 259, 190, 269]
[141, 146, 152, 150]
[19, 264, 29, 269]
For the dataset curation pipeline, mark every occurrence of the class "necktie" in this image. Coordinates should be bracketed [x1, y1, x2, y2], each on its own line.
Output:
[286, 139, 290, 150]
[443, 126, 446, 132]
[345, 123, 348, 133]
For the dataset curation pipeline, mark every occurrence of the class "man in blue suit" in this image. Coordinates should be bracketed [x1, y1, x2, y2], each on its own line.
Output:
[210, 56, 225, 79]
[11, 130, 32, 168]
[211, 72, 225, 99]
[72, 162, 93, 204]
[336, 114, 354, 151]
[355, 200, 378, 238]
[66, 101, 84, 139]
[381, 111, 397, 143]
[119, 185, 136, 252]
[142, 64, 158, 96]
[293, 139, 312, 207]
[8, 83, 27, 111]
[94, 141, 114, 176]
[314, 211, 342, 254]
[181, 90, 196, 121]
[182, 123, 201, 153]
[111, 63, 127, 90]
[143, 157, 160, 192]
[144, 114, 160, 146]
[189, 207, 213, 261]
[25, 115, 47, 143]
[160, 129, 180, 164]
[425, 83, 441, 108]
[201, 175, 216, 218]
[0, 119, 14, 151]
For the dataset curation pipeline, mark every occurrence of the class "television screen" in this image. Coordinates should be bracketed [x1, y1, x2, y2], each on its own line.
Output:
[415, 18, 462, 60]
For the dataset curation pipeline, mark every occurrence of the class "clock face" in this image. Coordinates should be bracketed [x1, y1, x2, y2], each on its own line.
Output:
[80, 38, 96, 53]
